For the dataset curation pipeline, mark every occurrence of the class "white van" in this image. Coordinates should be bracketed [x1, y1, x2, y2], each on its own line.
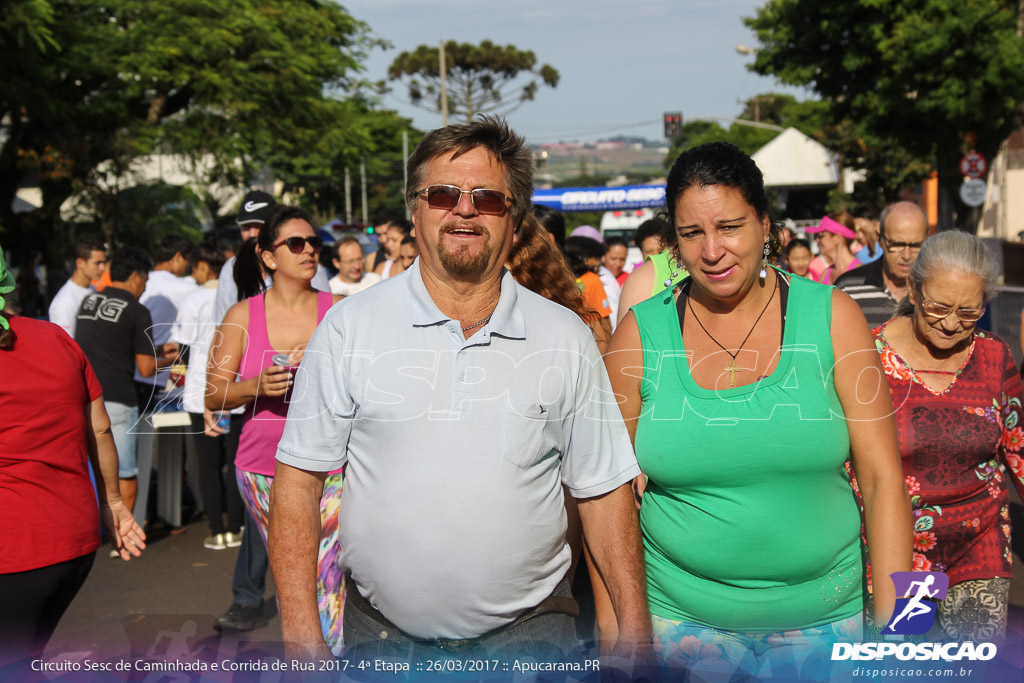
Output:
[600, 208, 656, 272]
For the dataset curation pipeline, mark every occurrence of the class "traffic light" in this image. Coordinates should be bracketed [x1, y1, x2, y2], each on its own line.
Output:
[664, 112, 682, 139]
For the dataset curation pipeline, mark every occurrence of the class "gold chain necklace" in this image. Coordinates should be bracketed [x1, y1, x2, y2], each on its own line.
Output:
[686, 276, 778, 386]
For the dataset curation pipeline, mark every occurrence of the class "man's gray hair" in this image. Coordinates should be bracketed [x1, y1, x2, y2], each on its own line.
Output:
[879, 204, 894, 236]
[405, 116, 534, 225]
[895, 231, 1000, 316]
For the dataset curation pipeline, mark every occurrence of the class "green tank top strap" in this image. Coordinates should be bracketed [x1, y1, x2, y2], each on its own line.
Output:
[633, 268, 837, 393]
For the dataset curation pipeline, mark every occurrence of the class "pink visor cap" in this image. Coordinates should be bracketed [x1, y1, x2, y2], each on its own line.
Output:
[805, 216, 857, 239]
[570, 225, 603, 242]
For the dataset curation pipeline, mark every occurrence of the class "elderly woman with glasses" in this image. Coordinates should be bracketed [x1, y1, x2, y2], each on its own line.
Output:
[863, 231, 1024, 643]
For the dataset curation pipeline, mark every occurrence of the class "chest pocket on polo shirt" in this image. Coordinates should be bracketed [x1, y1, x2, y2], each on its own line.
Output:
[500, 401, 562, 469]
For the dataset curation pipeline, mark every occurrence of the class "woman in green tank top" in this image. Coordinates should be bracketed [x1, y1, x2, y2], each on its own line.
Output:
[604, 143, 912, 677]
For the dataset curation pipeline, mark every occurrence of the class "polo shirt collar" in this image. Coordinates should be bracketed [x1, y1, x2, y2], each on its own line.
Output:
[408, 259, 526, 339]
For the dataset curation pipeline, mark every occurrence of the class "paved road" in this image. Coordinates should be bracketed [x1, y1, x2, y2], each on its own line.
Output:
[34, 501, 1024, 681]
[45, 518, 286, 677]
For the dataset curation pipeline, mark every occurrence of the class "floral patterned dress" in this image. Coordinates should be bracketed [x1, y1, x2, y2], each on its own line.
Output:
[871, 324, 1024, 585]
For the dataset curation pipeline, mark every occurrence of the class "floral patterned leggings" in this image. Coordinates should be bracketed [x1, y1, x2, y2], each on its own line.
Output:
[651, 613, 863, 681]
[236, 469, 346, 655]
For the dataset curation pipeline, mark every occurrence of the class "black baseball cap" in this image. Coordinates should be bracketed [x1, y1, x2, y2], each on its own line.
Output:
[236, 190, 276, 225]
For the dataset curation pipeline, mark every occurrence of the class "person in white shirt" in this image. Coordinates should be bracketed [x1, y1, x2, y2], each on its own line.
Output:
[171, 236, 245, 551]
[134, 234, 196, 411]
[373, 219, 413, 279]
[328, 236, 380, 296]
[48, 238, 107, 337]
[269, 117, 650, 663]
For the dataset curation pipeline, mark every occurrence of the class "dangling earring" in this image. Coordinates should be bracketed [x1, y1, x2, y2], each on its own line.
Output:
[664, 265, 680, 289]
[664, 250, 681, 288]
[759, 242, 769, 280]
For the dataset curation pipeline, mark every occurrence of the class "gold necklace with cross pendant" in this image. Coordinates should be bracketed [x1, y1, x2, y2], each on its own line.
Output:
[687, 275, 778, 387]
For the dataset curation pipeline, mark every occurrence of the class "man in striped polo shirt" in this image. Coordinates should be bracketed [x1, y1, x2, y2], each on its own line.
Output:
[834, 201, 928, 328]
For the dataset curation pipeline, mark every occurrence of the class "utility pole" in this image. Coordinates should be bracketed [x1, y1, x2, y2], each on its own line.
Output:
[402, 130, 410, 220]
[360, 158, 368, 226]
[439, 40, 449, 126]
[344, 167, 352, 224]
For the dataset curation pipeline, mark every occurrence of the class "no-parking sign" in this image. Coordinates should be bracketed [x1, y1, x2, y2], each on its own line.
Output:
[959, 152, 988, 179]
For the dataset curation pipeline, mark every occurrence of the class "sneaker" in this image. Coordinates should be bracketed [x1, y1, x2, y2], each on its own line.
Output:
[224, 530, 243, 548]
[214, 603, 268, 632]
[204, 533, 227, 550]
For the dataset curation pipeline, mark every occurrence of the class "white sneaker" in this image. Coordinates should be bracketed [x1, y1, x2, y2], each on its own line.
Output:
[204, 533, 227, 550]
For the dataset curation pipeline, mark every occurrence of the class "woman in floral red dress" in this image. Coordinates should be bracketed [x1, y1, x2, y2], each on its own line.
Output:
[870, 231, 1024, 642]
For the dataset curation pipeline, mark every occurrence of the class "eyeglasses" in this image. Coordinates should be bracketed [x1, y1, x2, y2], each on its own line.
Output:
[920, 292, 984, 323]
[882, 237, 924, 254]
[414, 184, 512, 215]
[272, 236, 324, 254]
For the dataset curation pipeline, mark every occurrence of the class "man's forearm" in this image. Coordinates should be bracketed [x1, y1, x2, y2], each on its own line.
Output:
[268, 462, 329, 658]
[578, 483, 652, 643]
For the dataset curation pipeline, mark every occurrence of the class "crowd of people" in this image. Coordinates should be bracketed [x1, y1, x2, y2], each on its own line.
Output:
[1, 117, 1022, 681]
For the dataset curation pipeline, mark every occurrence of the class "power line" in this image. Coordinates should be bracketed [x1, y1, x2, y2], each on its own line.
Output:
[527, 119, 662, 141]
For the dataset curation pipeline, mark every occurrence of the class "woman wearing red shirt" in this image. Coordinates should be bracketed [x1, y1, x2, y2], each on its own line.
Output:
[0, 248, 144, 669]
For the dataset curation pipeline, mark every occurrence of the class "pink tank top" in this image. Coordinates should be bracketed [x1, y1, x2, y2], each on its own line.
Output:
[235, 291, 334, 475]
[820, 258, 861, 285]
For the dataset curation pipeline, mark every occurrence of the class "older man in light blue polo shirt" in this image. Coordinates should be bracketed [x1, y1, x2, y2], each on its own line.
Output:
[269, 117, 650, 664]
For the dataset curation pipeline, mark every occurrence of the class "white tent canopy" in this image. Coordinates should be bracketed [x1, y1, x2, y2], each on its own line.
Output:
[752, 127, 861, 192]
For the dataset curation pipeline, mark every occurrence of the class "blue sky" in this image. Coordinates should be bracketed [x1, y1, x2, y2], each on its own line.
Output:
[341, 0, 806, 143]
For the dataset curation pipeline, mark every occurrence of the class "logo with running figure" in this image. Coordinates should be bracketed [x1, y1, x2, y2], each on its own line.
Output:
[885, 571, 949, 635]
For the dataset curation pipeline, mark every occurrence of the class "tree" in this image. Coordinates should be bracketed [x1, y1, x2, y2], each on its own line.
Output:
[745, 0, 1024, 230]
[282, 102, 419, 223]
[0, 0, 396, 256]
[387, 40, 559, 122]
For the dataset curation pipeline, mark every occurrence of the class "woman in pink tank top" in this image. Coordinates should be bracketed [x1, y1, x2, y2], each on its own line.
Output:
[206, 205, 345, 653]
